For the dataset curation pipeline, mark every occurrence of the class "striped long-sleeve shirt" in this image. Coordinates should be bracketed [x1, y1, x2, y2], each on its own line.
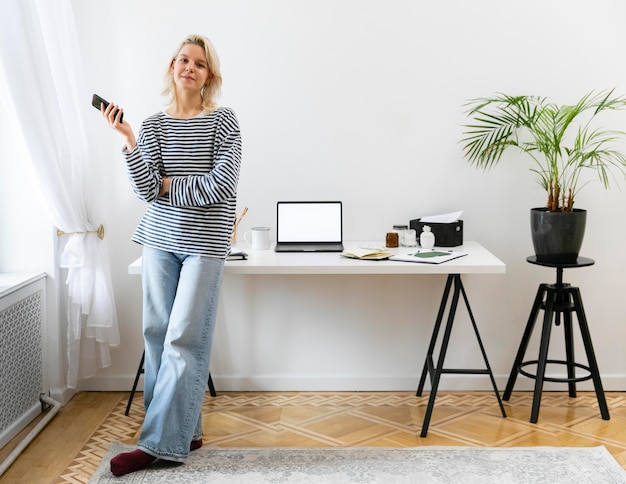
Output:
[123, 107, 242, 258]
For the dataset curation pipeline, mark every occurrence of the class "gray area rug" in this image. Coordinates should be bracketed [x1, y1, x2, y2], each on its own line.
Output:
[90, 442, 626, 483]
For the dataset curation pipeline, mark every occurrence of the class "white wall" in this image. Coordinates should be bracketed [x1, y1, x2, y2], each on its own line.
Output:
[0, 89, 64, 399]
[71, 0, 626, 392]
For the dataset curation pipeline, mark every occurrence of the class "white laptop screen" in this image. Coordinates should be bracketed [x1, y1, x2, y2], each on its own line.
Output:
[277, 202, 342, 243]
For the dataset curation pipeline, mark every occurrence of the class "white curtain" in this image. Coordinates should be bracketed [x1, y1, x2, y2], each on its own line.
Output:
[0, 0, 119, 387]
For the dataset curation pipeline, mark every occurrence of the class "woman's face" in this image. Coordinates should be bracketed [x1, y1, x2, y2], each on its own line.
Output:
[170, 43, 210, 94]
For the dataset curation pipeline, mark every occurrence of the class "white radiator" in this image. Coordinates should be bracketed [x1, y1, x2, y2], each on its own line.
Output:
[0, 273, 46, 450]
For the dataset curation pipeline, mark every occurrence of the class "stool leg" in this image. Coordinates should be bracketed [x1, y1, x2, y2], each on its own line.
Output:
[503, 284, 547, 400]
[570, 287, 610, 420]
[562, 293, 577, 397]
[530, 288, 556, 423]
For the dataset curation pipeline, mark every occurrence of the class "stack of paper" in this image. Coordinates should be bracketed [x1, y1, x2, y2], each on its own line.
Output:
[419, 211, 463, 223]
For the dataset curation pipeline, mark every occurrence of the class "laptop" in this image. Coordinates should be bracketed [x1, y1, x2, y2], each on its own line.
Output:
[274, 201, 344, 252]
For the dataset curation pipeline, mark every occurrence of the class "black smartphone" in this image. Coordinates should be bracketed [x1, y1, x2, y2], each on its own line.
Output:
[91, 93, 123, 123]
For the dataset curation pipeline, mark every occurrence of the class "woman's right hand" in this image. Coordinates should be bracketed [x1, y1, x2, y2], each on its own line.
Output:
[102, 101, 137, 151]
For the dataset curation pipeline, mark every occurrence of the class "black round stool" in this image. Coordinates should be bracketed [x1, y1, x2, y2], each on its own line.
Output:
[502, 256, 610, 423]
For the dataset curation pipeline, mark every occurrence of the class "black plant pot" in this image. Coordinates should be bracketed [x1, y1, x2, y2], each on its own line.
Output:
[530, 207, 587, 264]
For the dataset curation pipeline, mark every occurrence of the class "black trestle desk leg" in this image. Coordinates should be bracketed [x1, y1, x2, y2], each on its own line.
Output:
[417, 275, 454, 398]
[417, 274, 505, 437]
[125, 351, 146, 416]
[208, 372, 217, 397]
[459, 279, 506, 419]
[125, 350, 217, 417]
[420, 274, 461, 437]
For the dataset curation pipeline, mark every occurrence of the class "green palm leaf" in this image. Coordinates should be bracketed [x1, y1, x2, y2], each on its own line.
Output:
[461, 89, 626, 211]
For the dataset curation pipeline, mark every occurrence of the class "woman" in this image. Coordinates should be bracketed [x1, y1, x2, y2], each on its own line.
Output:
[101, 34, 242, 477]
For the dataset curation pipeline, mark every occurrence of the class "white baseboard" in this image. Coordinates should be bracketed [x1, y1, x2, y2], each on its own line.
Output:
[0, 403, 41, 450]
[49, 386, 77, 406]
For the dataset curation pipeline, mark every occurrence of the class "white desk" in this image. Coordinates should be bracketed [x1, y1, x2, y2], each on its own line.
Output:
[129, 241, 505, 276]
[129, 241, 506, 436]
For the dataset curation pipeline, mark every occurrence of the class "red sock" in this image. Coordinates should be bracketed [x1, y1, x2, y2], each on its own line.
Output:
[110, 449, 156, 477]
[190, 439, 203, 451]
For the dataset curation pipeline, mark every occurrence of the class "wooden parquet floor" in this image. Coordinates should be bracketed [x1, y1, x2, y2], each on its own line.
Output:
[3, 391, 626, 483]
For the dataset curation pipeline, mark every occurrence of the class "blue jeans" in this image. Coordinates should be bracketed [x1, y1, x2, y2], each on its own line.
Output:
[138, 246, 224, 461]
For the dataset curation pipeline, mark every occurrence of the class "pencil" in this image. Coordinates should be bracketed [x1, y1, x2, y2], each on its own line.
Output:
[235, 207, 248, 225]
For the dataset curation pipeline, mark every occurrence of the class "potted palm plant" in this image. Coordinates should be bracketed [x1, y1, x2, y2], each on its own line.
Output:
[461, 89, 626, 263]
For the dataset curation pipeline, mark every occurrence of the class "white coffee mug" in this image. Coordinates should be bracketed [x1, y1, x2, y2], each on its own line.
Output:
[244, 226, 271, 250]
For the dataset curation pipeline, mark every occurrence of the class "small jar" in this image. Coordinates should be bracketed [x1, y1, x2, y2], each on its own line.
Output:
[420, 225, 435, 249]
[393, 224, 409, 246]
[404, 228, 418, 247]
[386, 231, 399, 248]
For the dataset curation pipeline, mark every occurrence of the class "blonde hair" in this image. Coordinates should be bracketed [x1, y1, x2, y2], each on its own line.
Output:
[162, 34, 222, 113]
